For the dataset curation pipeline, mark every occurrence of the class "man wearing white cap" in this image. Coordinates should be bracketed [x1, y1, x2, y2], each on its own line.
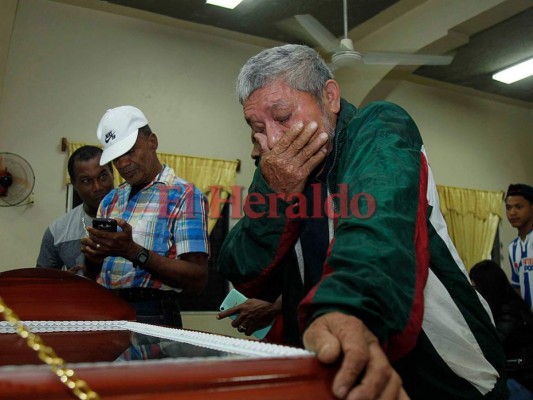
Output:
[81, 105, 209, 327]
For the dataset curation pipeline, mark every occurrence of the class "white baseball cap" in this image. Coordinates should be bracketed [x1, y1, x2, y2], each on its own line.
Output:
[96, 105, 148, 165]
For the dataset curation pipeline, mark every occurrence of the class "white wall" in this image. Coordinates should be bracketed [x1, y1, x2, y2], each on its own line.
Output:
[0, 0, 531, 333]
[0, 0, 262, 272]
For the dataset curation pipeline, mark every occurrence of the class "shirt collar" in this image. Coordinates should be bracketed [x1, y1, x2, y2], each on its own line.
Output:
[154, 164, 173, 186]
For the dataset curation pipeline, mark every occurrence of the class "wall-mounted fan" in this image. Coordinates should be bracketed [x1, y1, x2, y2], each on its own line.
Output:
[281, 0, 453, 71]
[0, 152, 35, 207]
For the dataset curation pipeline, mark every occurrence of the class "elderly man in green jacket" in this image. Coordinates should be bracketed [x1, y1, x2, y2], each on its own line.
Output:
[217, 44, 507, 400]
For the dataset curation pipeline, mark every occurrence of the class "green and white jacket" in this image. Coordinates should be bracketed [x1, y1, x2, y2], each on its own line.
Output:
[218, 99, 507, 399]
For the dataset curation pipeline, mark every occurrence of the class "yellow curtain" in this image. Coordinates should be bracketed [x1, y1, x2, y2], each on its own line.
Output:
[436, 185, 504, 271]
[66, 141, 239, 234]
[157, 152, 239, 233]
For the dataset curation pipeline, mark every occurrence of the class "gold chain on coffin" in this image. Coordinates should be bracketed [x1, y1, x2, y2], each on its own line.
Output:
[0, 296, 101, 400]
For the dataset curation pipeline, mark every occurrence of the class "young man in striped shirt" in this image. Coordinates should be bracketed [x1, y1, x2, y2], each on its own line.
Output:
[506, 183, 533, 310]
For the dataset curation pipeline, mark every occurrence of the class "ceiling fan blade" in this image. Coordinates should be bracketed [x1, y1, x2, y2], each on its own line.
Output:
[327, 62, 340, 72]
[362, 52, 454, 66]
[288, 14, 340, 53]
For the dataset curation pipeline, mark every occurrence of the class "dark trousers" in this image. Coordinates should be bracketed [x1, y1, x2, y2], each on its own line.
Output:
[114, 288, 183, 328]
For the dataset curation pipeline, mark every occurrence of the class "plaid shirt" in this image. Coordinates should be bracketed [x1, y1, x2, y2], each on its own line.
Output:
[97, 165, 209, 290]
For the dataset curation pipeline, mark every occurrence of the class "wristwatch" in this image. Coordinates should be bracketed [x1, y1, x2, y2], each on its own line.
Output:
[133, 247, 150, 269]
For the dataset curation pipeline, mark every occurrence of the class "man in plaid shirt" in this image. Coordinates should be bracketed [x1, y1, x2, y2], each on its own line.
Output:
[82, 105, 209, 327]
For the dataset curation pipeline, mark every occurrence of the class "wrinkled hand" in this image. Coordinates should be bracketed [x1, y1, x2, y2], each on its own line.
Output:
[261, 121, 329, 195]
[216, 298, 279, 336]
[303, 312, 409, 400]
[81, 219, 139, 263]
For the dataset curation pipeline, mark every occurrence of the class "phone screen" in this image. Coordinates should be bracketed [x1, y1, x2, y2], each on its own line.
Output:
[92, 218, 117, 232]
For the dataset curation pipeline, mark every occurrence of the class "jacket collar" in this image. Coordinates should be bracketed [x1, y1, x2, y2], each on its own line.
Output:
[334, 98, 358, 145]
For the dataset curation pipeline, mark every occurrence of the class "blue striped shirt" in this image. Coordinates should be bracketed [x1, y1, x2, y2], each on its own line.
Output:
[509, 231, 533, 310]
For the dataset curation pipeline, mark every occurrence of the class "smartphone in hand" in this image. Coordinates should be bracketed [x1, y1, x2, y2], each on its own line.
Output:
[219, 289, 273, 340]
[92, 218, 117, 232]
[220, 289, 248, 313]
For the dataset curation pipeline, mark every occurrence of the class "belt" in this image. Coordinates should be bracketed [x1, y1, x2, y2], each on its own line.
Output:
[113, 288, 178, 302]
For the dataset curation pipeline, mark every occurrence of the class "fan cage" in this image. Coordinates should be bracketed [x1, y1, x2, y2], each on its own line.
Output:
[0, 152, 35, 207]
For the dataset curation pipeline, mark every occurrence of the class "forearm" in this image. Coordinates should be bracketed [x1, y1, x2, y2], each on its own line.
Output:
[272, 295, 282, 314]
[127, 244, 208, 293]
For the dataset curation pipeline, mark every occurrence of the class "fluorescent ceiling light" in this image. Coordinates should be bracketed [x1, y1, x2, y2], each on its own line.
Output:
[492, 57, 533, 84]
[206, 0, 243, 9]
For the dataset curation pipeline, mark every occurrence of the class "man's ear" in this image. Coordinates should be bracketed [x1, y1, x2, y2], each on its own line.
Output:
[148, 132, 158, 151]
[323, 80, 341, 114]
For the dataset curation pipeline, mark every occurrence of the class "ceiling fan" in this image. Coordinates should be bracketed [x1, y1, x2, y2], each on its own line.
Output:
[283, 0, 453, 71]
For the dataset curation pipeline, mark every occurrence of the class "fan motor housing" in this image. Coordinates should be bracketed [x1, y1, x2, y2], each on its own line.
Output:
[0, 173, 13, 188]
[332, 51, 363, 68]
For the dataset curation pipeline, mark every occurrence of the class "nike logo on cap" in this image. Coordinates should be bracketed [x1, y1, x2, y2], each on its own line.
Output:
[105, 131, 116, 143]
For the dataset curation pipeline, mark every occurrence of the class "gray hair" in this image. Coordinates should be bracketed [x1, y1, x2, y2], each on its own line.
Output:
[236, 44, 334, 104]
